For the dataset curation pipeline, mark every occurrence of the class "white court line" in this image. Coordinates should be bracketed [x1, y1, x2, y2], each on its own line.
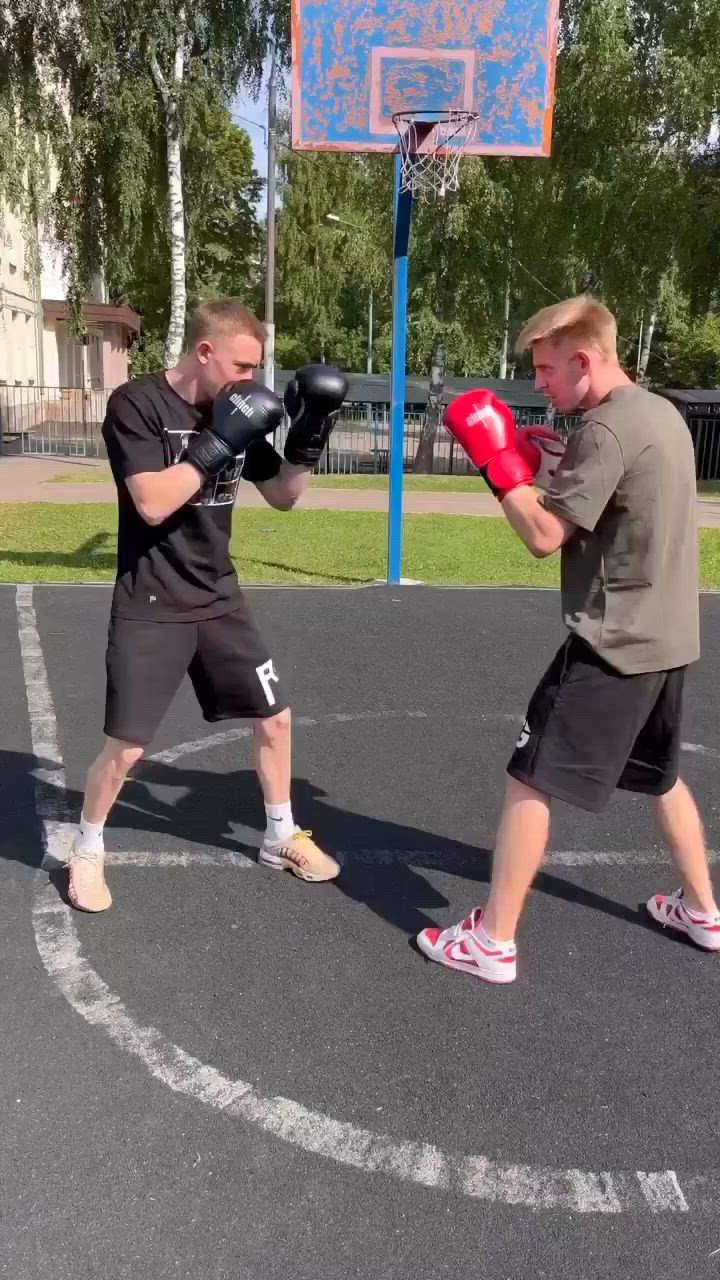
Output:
[342, 847, 720, 869]
[30, 871, 693, 1215]
[17, 584, 715, 1215]
[682, 742, 720, 761]
[147, 710, 429, 764]
[146, 721, 719, 768]
[11, 582, 720, 596]
[104, 850, 255, 869]
[40, 847, 720, 872]
[9, 582, 392, 594]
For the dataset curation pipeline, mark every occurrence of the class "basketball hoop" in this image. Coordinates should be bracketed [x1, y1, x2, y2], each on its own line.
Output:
[392, 109, 479, 201]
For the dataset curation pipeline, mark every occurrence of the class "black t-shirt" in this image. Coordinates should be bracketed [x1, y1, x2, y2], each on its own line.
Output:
[103, 372, 248, 621]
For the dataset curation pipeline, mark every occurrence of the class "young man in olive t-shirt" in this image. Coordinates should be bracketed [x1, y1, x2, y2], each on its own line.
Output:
[418, 296, 719, 985]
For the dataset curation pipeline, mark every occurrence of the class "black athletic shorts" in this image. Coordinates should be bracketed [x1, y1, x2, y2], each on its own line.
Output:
[104, 602, 289, 745]
[507, 635, 685, 813]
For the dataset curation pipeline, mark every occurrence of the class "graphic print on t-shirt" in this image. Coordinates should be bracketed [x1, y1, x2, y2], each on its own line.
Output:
[103, 372, 244, 621]
[166, 428, 244, 507]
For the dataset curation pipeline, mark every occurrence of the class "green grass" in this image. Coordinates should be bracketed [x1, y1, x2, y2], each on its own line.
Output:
[43, 468, 720, 500]
[308, 473, 489, 492]
[47, 468, 113, 483]
[3, 501, 720, 587]
[46, 469, 488, 493]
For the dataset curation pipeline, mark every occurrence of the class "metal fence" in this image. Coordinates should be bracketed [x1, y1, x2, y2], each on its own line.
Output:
[0, 386, 109, 457]
[0, 385, 564, 473]
[689, 415, 720, 481]
[1, 384, 719, 480]
[275, 403, 578, 476]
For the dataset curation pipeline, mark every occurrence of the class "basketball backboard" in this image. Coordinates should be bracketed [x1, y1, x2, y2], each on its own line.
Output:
[291, 0, 558, 157]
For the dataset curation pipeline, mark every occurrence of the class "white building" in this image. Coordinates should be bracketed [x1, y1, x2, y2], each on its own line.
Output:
[0, 203, 141, 392]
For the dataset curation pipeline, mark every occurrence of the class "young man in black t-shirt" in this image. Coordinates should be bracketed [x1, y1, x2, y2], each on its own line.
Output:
[67, 298, 347, 911]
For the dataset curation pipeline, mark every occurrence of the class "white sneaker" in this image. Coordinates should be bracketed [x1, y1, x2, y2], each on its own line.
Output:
[417, 906, 517, 984]
[67, 838, 112, 912]
[646, 889, 720, 951]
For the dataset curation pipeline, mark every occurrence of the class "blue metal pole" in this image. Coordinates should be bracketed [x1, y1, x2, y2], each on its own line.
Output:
[387, 153, 413, 584]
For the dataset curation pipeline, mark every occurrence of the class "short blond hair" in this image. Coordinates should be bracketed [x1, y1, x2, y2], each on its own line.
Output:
[515, 295, 617, 358]
[186, 298, 266, 350]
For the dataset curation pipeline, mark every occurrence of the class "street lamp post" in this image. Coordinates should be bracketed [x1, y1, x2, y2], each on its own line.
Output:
[264, 48, 277, 390]
[233, 81, 277, 390]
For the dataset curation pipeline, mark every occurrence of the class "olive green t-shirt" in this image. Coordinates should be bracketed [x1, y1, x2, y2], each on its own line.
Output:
[542, 385, 699, 674]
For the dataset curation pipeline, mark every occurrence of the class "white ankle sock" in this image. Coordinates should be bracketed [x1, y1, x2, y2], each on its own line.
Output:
[79, 813, 105, 850]
[265, 802, 295, 844]
[472, 915, 514, 950]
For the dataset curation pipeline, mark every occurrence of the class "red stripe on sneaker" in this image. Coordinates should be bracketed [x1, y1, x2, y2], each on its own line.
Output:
[473, 938, 500, 957]
[682, 906, 720, 931]
[468, 934, 515, 960]
[444, 942, 474, 965]
[422, 928, 442, 946]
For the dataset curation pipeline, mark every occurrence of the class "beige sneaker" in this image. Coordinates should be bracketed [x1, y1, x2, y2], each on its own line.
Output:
[67, 839, 112, 912]
[259, 829, 340, 882]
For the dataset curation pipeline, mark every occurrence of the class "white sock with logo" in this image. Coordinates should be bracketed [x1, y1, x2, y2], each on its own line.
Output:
[265, 802, 295, 844]
[472, 911, 515, 951]
[79, 813, 106, 852]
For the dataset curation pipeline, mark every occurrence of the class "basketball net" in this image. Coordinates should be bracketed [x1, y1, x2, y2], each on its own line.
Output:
[392, 110, 479, 201]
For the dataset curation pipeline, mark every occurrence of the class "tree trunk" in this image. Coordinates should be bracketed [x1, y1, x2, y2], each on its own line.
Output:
[637, 307, 658, 384]
[414, 335, 446, 474]
[150, 16, 188, 367]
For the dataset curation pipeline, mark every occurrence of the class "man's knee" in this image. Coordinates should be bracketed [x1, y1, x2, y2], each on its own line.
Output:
[505, 774, 547, 805]
[254, 707, 291, 745]
[94, 737, 145, 781]
[654, 776, 685, 806]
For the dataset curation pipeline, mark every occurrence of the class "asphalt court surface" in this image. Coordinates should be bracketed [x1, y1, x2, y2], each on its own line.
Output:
[2, 582, 720, 1279]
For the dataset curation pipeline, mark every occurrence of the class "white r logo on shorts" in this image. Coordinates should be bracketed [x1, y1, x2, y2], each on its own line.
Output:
[256, 659, 280, 708]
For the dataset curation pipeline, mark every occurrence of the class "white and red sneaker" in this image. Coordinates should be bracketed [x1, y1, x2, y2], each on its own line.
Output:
[646, 889, 720, 951]
[417, 906, 517, 984]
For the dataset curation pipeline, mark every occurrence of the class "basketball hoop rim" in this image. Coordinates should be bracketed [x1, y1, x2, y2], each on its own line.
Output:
[391, 108, 479, 199]
[391, 108, 479, 139]
[391, 109, 478, 127]
[391, 108, 479, 167]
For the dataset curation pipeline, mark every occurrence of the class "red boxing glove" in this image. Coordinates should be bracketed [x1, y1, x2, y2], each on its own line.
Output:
[514, 425, 567, 493]
[443, 389, 533, 500]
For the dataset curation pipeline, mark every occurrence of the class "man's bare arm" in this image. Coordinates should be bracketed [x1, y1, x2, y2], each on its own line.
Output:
[501, 486, 577, 557]
[126, 464, 204, 526]
[254, 461, 312, 511]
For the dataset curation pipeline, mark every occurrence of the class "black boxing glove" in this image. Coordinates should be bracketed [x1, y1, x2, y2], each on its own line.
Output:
[186, 381, 284, 477]
[283, 364, 348, 468]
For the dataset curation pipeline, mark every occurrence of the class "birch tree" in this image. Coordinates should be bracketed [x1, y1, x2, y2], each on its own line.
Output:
[148, 13, 189, 362]
[85, 0, 273, 363]
[1, 0, 278, 358]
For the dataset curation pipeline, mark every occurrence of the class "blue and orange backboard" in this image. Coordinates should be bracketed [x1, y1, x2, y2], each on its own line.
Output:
[291, 0, 558, 157]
